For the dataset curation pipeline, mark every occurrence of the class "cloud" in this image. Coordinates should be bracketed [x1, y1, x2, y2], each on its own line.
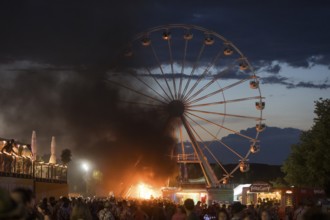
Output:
[0, 1, 329, 69]
[265, 64, 281, 74]
[262, 75, 330, 89]
[252, 61, 283, 75]
[293, 81, 330, 89]
[262, 75, 289, 84]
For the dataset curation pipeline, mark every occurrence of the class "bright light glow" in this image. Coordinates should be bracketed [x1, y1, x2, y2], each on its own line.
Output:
[137, 183, 159, 199]
[200, 193, 207, 197]
[175, 192, 204, 204]
[82, 162, 89, 172]
[233, 184, 251, 201]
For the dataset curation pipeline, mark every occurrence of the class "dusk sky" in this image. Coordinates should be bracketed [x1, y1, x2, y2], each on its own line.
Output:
[0, 1, 330, 182]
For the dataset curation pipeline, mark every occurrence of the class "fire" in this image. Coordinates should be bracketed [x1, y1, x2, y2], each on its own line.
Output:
[138, 183, 151, 199]
[138, 183, 161, 199]
[129, 183, 161, 199]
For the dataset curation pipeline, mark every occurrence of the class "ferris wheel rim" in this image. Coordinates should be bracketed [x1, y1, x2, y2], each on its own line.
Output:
[109, 24, 265, 185]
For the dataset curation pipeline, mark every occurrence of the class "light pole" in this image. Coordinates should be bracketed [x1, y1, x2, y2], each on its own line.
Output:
[82, 163, 89, 172]
[82, 162, 89, 196]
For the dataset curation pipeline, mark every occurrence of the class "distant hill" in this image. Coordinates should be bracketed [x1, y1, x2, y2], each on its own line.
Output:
[177, 127, 302, 184]
[181, 126, 302, 165]
[250, 127, 302, 164]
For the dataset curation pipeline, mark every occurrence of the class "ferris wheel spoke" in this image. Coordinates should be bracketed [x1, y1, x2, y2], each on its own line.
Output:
[185, 61, 238, 103]
[186, 115, 243, 175]
[131, 72, 170, 102]
[189, 117, 229, 174]
[122, 48, 171, 101]
[180, 44, 205, 99]
[178, 38, 189, 99]
[186, 111, 257, 142]
[167, 39, 178, 99]
[185, 113, 244, 160]
[183, 49, 224, 101]
[186, 109, 263, 121]
[188, 78, 250, 105]
[189, 96, 264, 108]
[107, 80, 166, 104]
[143, 67, 172, 101]
[118, 100, 164, 108]
[150, 44, 175, 99]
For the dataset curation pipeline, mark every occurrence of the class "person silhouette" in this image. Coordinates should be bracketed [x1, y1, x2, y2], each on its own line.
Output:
[1, 139, 17, 173]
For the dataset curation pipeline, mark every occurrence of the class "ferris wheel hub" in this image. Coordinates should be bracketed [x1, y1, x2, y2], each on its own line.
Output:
[167, 100, 185, 117]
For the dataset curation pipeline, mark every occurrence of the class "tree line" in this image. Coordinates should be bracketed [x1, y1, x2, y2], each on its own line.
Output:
[282, 98, 330, 195]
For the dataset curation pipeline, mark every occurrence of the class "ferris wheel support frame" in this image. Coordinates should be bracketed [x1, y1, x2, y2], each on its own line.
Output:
[181, 116, 219, 187]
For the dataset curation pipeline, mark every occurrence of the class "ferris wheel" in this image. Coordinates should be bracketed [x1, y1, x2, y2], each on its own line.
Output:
[108, 24, 265, 187]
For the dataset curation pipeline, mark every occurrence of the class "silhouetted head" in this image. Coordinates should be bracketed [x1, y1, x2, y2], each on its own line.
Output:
[184, 199, 195, 211]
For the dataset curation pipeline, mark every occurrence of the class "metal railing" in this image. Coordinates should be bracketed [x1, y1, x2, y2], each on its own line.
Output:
[0, 153, 67, 183]
[176, 153, 200, 162]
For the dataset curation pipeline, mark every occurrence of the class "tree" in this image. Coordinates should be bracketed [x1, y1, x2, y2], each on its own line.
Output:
[282, 98, 330, 194]
[61, 149, 72, 165]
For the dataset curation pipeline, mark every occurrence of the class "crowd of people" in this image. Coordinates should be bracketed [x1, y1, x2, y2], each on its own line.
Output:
[0, 187, 329, 220]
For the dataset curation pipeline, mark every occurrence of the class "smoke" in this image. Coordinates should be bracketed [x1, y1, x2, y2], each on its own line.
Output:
[0, 1, 179, 194]
[0, 63, 178, 193]
[60, 67, 178, 190]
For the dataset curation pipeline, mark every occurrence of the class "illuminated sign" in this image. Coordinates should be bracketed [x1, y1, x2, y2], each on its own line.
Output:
[250, 183, 271, 192]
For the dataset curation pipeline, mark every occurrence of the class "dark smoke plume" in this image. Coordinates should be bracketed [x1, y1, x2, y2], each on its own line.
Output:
[0, 63, 178, 193]
[0, 1, 178, 193]
[61, 68, 178, 192]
